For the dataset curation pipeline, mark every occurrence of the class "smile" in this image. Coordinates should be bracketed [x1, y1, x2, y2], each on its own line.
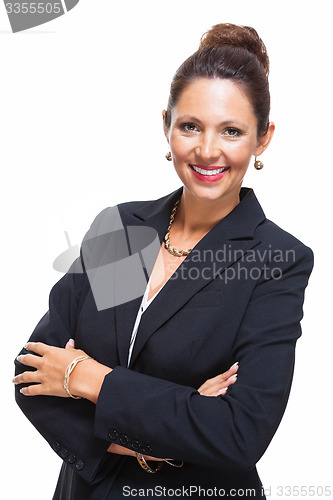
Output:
[189, 164, 230, 183]
[190, 165, 229, 176]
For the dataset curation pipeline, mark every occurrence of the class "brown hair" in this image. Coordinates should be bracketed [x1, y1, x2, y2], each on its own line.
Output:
[164, 23, 270, 137]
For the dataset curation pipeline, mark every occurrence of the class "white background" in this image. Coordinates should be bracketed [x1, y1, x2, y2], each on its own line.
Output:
[1, 1, 332, 498]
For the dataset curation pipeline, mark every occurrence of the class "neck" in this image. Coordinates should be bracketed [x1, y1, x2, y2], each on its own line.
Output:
[175, 187, 241, 237]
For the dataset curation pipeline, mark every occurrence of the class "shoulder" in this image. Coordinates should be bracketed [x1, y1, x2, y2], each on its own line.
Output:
[85, 187, 183, 234]
[257, 217, 313, 255]
[95, 198, 153, 221]
[253, 218, 314, 277]
[84, 198, 154, 236]
[238, 188, 313, 265]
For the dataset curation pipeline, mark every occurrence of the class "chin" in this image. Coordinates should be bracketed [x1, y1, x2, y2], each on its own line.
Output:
[182, 178, 244, 206]
[186, 185, 230, 203]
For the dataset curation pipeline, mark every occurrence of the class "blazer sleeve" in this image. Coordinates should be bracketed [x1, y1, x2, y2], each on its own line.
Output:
[14, 211, 122, 485]
[93, 243, 314, 474]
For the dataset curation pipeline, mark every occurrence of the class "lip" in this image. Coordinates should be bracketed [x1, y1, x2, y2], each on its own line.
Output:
[189, 164, 230, 183]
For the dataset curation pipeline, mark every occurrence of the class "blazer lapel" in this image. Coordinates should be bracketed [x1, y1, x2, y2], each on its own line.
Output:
[120, 187, 266, 368]
[112, 188, 182, 366]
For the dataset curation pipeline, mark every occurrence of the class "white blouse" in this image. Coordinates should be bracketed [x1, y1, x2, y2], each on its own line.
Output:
[127, 277, 166, 367]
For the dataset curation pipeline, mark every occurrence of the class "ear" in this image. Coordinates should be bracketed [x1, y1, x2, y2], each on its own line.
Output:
[162, 109, 170, 142]
[254, 122, 275, 157]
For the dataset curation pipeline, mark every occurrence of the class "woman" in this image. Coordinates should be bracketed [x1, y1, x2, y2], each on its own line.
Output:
[13, 24, 313, 499]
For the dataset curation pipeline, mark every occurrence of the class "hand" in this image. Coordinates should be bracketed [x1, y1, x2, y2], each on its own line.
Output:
[197, 362, 239, 396]
[13, 340, 111, 402]
[107, 443, 163, 461]
[13, 340, 89, 397]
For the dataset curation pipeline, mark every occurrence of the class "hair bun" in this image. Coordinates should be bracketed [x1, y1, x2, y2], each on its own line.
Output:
[199, 23, 269, 75]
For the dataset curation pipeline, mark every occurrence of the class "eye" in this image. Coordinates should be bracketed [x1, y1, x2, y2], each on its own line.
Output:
[224, 127, 242, 137]
[180, 122, 199, 133]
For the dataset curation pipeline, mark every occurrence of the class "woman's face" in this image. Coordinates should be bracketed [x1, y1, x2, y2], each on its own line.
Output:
[163, 78, 274, 207]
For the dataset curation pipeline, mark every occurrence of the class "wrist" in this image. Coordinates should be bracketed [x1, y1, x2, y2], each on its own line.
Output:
[69, 358, 112, 403]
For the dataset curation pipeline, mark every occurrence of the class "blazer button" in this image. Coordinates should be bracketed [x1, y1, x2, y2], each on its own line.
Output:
[141, 444, 152, 455]
[130, 440, 140, 451]
[59, 448, 68, 459]
[108, 429, 118, 440]
[52, 442, 60, 452]
[68, 454, 76, 464]
[75, 460, 84, 471]
[119, 434, 129, 446]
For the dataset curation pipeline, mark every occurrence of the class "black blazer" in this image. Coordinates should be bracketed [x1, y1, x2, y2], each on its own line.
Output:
[15, 187, 314, 499]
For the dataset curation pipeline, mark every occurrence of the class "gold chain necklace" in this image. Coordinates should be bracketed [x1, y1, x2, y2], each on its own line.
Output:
[164, 199, 193, 257]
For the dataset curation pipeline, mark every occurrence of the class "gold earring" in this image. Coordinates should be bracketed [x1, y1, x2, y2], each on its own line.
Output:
[165, 152, 172, 161]
[254, 156, 264, 170]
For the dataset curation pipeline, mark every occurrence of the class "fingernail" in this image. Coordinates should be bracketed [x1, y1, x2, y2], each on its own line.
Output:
[227, 374, 237, 382]
[218, 387, 228, 395]
[232, 362, 239, 368]
[68, 338, 75, 347]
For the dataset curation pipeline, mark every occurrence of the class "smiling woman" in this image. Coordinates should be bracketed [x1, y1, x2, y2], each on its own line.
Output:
[14, 23, 313, 500]
[163, 78, 274, 213]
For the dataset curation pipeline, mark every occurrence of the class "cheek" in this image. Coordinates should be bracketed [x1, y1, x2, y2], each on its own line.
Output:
[170, 135, 191, 160]
[223, 142, 255, 168]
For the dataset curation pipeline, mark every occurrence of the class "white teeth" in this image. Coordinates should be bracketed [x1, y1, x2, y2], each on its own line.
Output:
[191, 165, 227, 176]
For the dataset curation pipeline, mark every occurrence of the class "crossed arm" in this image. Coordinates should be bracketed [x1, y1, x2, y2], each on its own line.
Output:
[13, 339, 238, 461]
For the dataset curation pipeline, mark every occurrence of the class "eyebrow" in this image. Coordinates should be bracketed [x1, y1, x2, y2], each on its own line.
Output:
[175, 114, 248, 129]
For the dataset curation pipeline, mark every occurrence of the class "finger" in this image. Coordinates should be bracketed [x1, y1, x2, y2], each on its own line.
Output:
[13, 370, 40, 386]
[197, 362, 239, 394]
[216, 373, 238, 394]
[201, 373, 238, 396]
[197, 372, 229, 394]
[217, 362, 239, 382]
[198, 382, 224, 396]
[65, 339, 75, 349]
[25, 341, 49, 356]
[19, 384, 43, 396]
[228, 361, 239, 374]
[215, 375, 238, 396]
[16, 353, 41, 369]
[206, 363, 239, 388]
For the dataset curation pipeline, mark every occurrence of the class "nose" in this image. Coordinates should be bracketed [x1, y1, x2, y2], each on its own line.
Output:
[196, 132, 221, 163]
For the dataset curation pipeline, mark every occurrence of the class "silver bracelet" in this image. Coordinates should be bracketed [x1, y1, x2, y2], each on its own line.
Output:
[63, 355, 91, 399]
